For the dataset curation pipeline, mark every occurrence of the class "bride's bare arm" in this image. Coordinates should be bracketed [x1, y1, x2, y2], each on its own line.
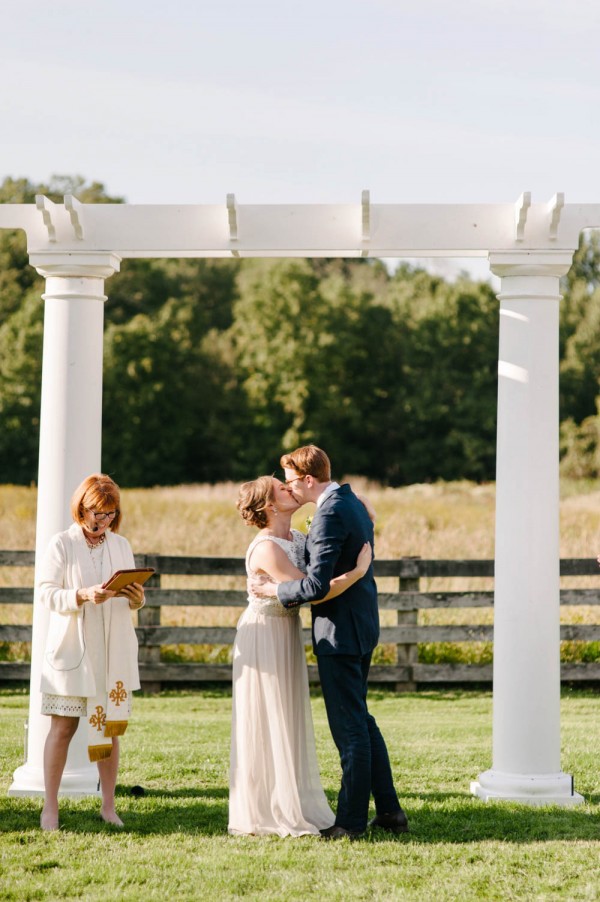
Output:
[248, 541, 305, 584]
[311, 542, 372, 605]
[253, 542, 372, 603]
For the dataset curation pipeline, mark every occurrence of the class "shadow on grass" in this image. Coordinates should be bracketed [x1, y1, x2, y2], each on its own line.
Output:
[408, 800, 600, 844]
[119, 785, 230, 800]
[3, 790, 600, 842]
[0, 795, 230, 837]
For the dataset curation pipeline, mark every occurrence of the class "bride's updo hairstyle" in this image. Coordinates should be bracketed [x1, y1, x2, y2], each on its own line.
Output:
[237, 476, 275, 529]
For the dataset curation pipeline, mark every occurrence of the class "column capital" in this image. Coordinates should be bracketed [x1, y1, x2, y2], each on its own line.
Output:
[489, 250, 574, 279]
[29, 251, 121, 280]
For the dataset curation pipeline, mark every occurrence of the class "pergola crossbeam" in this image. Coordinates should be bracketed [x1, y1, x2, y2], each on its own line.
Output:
[1, 198, 599, 259]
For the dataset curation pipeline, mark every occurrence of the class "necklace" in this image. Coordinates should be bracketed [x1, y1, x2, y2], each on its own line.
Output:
[85, 533, 106, 550]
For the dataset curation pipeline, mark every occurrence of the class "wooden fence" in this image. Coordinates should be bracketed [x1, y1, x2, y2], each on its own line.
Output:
[1, 551, 600, 691]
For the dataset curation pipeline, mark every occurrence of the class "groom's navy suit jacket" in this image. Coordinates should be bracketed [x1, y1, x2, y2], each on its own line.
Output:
[277, 484, 379, 656]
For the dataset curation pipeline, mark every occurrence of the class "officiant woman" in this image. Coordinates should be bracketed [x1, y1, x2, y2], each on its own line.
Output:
[38, 473, 145, 831]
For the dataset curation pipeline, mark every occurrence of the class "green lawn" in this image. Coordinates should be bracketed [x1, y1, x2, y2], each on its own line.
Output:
[1, 688, 599, 901]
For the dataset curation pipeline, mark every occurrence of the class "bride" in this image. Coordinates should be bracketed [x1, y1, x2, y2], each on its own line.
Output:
[229, 475, 372, 837]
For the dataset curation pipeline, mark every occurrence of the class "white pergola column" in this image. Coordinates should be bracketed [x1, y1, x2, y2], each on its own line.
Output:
[9, 253, 120, 797]
[471, 251, 584, 806]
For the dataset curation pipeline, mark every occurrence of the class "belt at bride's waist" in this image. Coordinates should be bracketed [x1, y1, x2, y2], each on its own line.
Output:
[247, 597, 299, 618]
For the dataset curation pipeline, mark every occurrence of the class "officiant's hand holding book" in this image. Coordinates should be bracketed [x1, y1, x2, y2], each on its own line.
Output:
[102, 568, 156, 592]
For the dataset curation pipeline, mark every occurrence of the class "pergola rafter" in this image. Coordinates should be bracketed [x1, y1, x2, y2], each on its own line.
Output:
[3, 193, 599, 806]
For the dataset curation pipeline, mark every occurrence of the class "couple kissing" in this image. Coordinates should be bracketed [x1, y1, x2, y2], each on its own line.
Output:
[228, 444, 408, 840]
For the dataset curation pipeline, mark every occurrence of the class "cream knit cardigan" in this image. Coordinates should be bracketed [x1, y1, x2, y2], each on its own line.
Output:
[38, 522, 141, 699]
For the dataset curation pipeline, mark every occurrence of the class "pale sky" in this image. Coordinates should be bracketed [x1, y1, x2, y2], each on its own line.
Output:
[2, 0, 599, 280]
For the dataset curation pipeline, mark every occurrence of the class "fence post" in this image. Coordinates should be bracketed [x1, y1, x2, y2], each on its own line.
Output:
[396, 557, 420, 692]
[137, 562, 162, 694]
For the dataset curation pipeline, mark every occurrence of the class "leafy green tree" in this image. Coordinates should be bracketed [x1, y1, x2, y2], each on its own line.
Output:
[560, 233, 600, 425]
[562, 231, 600, 297]
[0, 288, 44, 481]
[226, 258, 320, 474]
[560, 407, 600, 479]
[300, 265, 404, 481]
[560, 291, 600, 426]
[384, 268, 499, 483]
[106, 258, 240, 333]
[228, 258, 405, 481]
[102, 299, 244, 486]
[0, 178, 44, 321]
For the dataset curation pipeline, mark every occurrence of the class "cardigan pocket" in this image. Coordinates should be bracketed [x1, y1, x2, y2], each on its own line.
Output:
[45, 611, 85, 672]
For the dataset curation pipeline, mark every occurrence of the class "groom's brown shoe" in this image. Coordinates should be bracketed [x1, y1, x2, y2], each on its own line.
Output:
[368, 808, 409, 834]
[320, 825, 364, 841]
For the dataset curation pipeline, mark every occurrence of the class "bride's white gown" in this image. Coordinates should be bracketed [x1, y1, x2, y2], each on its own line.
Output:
[228, 530, 335, 836]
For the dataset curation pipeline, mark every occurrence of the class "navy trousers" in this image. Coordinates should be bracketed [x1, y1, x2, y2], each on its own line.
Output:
[317, 651, 400, 832]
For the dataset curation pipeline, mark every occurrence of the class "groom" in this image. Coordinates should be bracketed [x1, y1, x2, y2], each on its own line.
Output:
[275, 444, 408, 840]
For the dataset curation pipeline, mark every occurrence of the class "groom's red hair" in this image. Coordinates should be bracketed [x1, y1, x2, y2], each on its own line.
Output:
[280, 445, 331, 483]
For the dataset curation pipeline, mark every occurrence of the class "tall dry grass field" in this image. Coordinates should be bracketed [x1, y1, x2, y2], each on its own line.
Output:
[3, 478, 600, 559]
[1, 479, 600, 665]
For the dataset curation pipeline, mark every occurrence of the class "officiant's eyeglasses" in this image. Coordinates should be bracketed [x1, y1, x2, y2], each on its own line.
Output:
[285, 476, 306, 487]
[85, 509, 119, 521]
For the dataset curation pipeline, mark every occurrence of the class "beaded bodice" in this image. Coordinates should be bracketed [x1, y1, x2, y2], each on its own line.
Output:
[245, 530, 307, 617]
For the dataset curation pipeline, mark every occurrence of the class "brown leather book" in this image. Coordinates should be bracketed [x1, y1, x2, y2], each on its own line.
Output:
[102, 568, 156, 591]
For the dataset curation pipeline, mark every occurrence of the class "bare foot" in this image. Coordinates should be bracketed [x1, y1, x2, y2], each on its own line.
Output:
[100, 809, 124, 827]
[40, 807, 59, 831]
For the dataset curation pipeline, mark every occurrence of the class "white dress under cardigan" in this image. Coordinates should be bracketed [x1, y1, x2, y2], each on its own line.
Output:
[38, 522, 141, 714]
[41, 543, 108, 717]
[228, 530, 335, 837]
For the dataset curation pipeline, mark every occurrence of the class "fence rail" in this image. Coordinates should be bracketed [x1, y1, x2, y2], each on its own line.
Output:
[1, 551, 599, 691]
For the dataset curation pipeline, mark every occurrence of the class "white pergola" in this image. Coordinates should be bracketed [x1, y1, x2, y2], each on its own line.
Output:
[2, 192, 600, 805]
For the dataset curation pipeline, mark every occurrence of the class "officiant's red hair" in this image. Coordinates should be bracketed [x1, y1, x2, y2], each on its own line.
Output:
[71, 473, 123, 532]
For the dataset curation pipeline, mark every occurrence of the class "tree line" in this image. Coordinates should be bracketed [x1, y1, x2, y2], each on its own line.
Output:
[1, 175, 600, 487]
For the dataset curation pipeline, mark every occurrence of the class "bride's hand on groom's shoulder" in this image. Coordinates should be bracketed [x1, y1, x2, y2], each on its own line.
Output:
[356, 493, 376, 523]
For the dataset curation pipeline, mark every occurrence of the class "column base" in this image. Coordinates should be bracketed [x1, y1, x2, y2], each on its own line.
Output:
[8, 763, 101, 798]
[471, 769, 584, 806]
